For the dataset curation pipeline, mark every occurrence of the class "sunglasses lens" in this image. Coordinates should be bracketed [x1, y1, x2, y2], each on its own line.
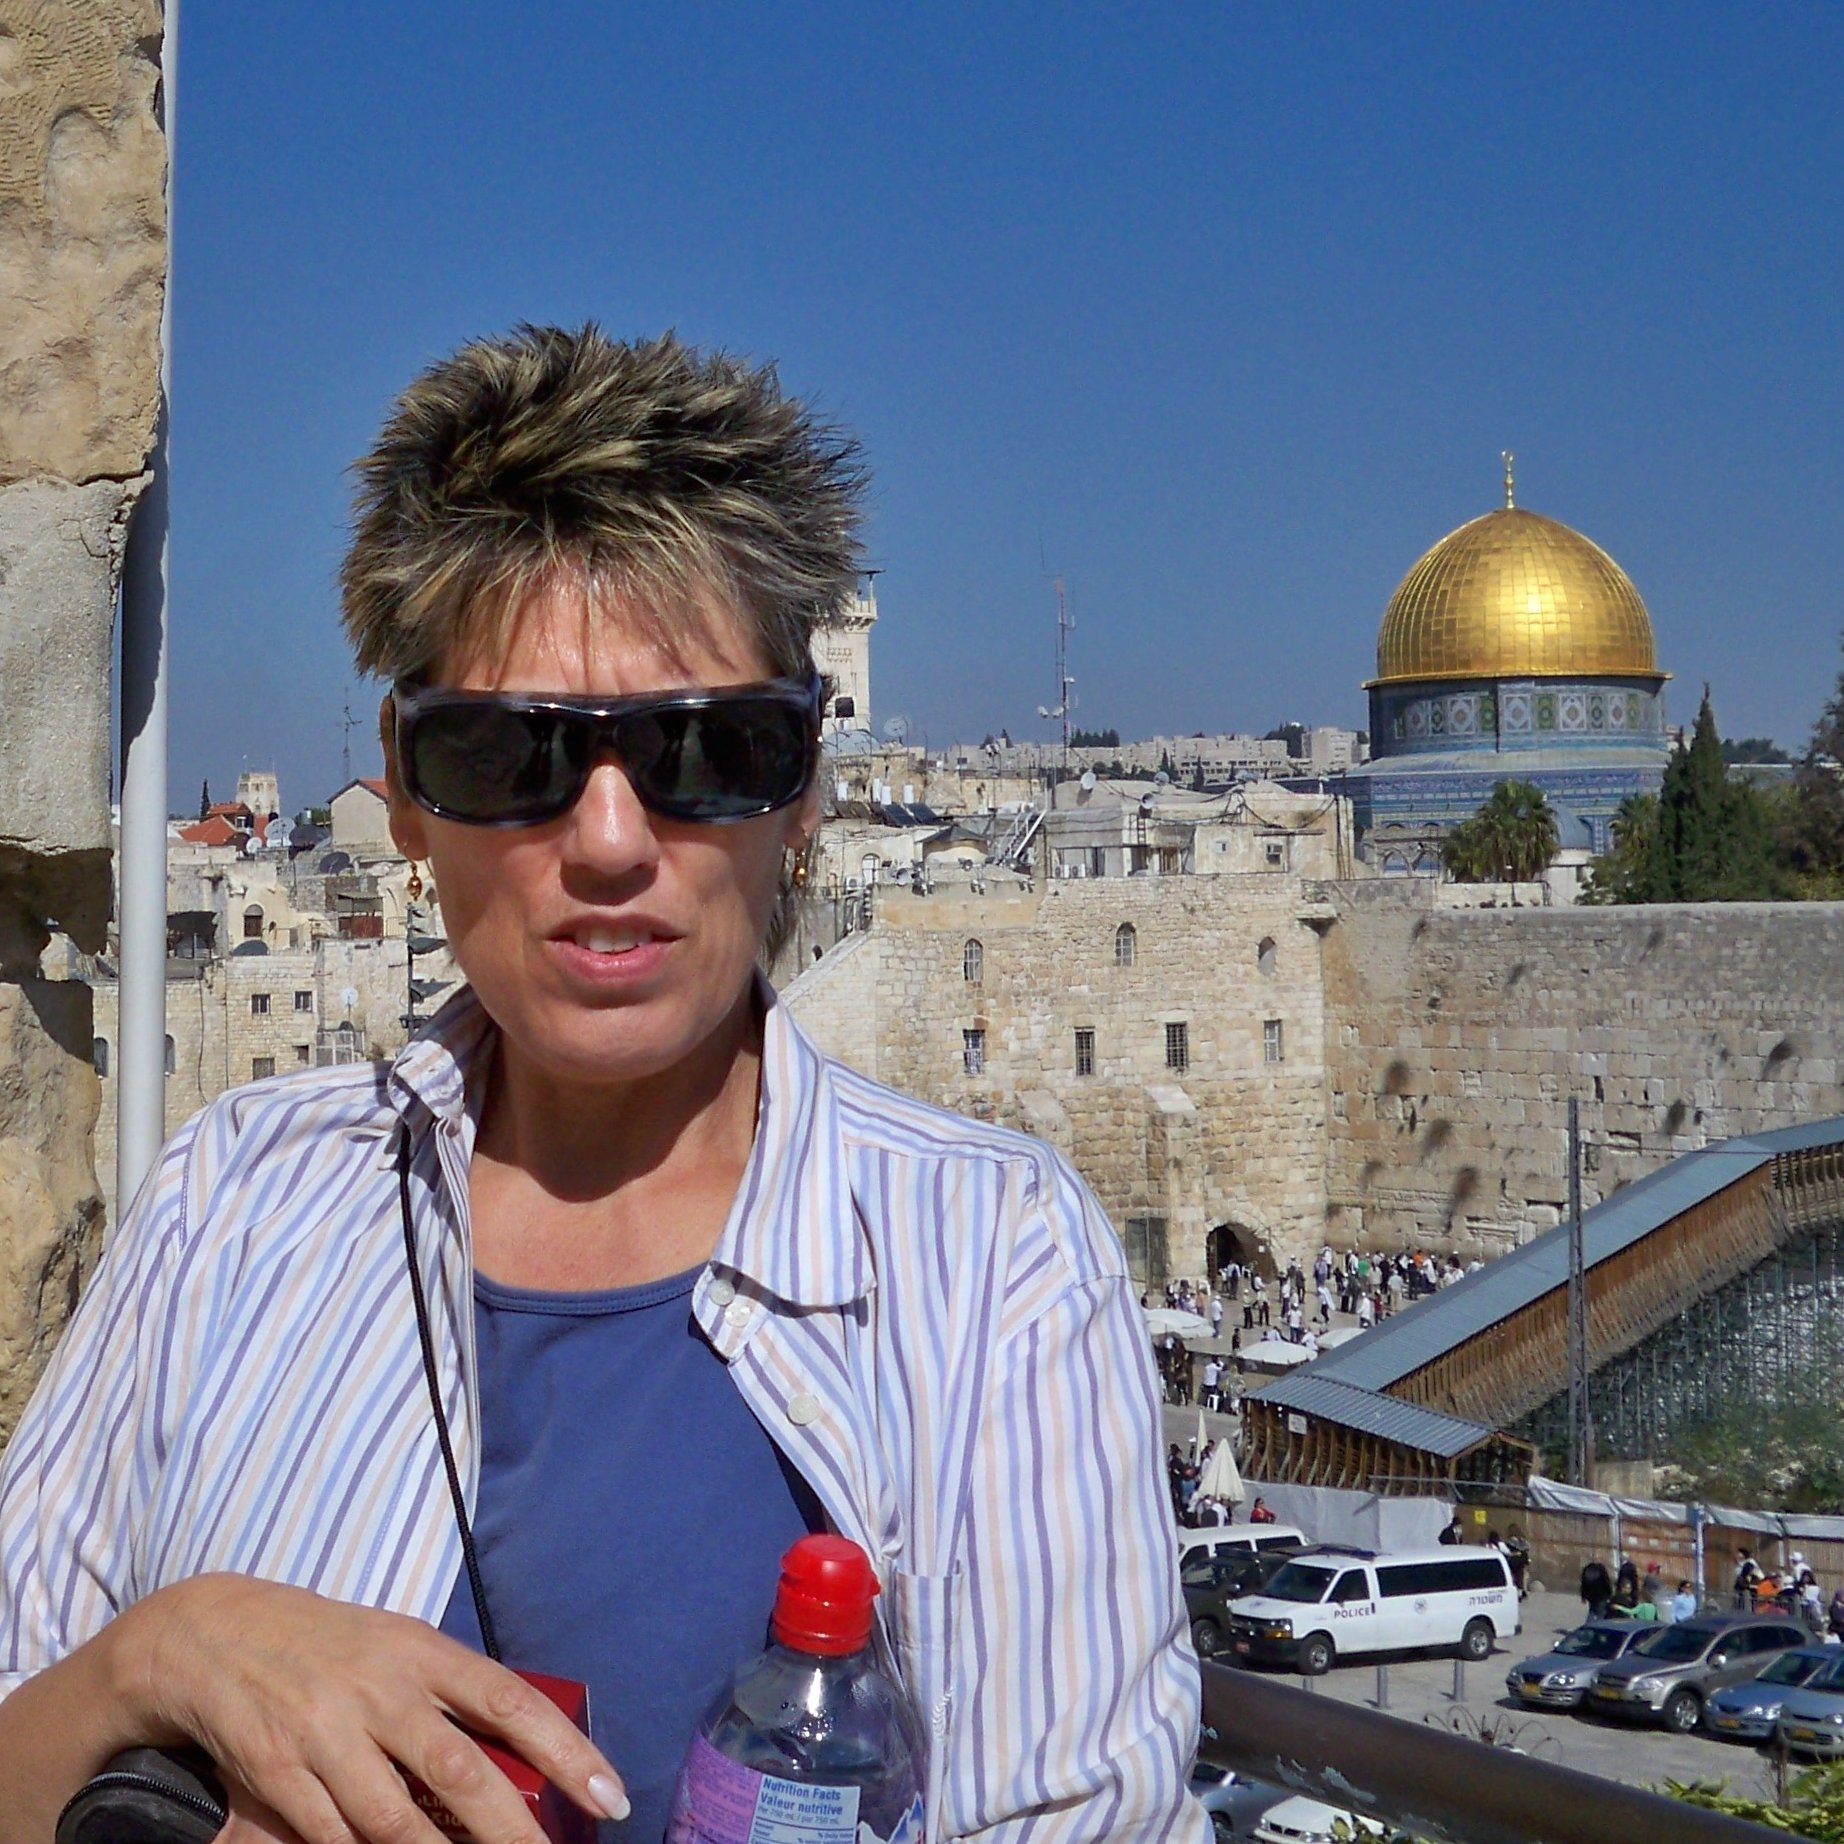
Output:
[408, 704, 582, 824]
[623, 701, 812, 819]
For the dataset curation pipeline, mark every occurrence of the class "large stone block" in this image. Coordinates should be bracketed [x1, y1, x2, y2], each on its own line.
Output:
[0, 978, 102, 1442]
[0, 0, 166, 484]
[0, 475, 137, 951]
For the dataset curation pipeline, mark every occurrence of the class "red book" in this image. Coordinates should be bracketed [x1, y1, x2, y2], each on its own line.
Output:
[403, 1671, 597, 1844]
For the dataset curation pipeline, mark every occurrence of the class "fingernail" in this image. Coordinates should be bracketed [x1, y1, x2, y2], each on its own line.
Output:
[589, 1773, 631, 1823]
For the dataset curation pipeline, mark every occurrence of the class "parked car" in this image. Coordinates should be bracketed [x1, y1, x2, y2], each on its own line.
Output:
[1774, 1653, 1844, 1760]
[1705, 1646, 1841, 1742]
[1226, 1545, 1519, 1675]
[1186, 1549, 1302, 1659]
[1188, 1764, 1286, 1843]
[1504, 1619, 1653, 1709]
[1250, 1793, 1401, 1843]
[1178, 1524, 1310, 1569]
[1584, 1614, 1811, 1732]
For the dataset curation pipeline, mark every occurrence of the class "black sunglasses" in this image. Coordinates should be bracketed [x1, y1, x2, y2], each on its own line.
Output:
[392, 673, 822, 827]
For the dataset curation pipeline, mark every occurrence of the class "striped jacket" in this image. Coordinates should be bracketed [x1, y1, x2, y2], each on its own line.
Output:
[0, 985, 1205, 1842]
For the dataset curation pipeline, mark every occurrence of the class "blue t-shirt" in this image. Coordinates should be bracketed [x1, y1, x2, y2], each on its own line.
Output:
[439, 1265, 822, 1843]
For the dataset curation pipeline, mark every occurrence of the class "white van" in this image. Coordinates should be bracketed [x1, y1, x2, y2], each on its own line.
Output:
[1176, 1524, 1308, 1570]
[1225, 1545, 1519, 1675]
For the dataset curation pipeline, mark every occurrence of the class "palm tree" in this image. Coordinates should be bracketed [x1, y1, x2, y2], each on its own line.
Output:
[1441, 779, 1560, 883]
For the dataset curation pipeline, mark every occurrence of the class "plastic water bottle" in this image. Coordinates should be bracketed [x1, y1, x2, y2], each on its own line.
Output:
[666, 1534, 925, 1844]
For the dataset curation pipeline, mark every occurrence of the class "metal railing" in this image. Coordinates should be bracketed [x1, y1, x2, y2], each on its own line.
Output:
[1198, 1661, 1791, 1844]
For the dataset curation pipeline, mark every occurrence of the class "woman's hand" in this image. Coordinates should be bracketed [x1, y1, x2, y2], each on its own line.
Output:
[133, 1574, 628, 1844]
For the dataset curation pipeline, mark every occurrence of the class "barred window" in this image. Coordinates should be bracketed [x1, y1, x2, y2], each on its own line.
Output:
[1114, 922, 1137, 967]
[1264, 1018, 1284, 1063]
[1075, 1027, 1095, 1076]
[963, 938, 983, 982]
[1165, 1021, 1189, 1072]
[251, 1055, 276, 1079]
[250, 993, 270, 1016]
[962, 1028, 986, 1076]
[294, 990, 314, 1012]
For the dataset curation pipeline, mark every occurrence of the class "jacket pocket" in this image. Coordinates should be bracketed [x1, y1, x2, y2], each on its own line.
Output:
[884, 1566, 963, 1844]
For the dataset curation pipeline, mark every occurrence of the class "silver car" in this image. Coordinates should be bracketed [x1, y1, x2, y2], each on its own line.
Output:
[1586, 1614, 1812, 1733]
[1704, 1646, 1839, 1742]
[1505, 1619, 1651, 1709]
[1775, 1654, 1844, 1759]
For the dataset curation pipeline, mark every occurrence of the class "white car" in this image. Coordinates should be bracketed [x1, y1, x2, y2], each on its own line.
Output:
[1251, 1793, 1396, 1844]
[1177, 1524, 1308, 1569]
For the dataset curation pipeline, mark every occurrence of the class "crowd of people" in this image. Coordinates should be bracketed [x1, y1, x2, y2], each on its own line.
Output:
[1575, 1547, 1844, 1637]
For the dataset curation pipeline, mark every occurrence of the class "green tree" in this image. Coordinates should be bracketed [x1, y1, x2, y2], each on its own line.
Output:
[1649, 691, 1790, 900]
[1783, 634, 1844, 891]
[1668, 1761, 1844, 1840]
[198, 779, 211, 820]
[1579, 793, 1658, 904]
[1723, 735, 1791, 765]
[1440, 779, 1559, 883]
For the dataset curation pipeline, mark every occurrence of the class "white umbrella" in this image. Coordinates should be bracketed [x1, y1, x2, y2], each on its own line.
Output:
[1195, 1406, 1208, 1459]
[1319, 1326, 1365, 1348]
[1144, 1308, 1212, 1338]
[1239, 1337, 1311, 1368]
[1198, 1437, 1245, 1504]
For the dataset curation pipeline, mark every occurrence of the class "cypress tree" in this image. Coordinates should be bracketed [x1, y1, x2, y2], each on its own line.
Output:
[198, 778, 211, 820]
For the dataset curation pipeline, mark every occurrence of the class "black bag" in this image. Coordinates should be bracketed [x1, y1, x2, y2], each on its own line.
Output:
[55, 1747, 227, 1844]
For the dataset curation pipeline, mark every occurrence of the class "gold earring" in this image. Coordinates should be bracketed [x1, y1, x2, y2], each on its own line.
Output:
[406, 863, 424, 900]
[790, 845, 810, 891]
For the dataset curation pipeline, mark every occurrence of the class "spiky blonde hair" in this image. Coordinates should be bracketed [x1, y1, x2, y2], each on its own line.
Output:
[340, 324, 866, 683]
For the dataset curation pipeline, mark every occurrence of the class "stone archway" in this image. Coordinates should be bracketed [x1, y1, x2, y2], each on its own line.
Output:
[1206, 1221, 1271, 1281]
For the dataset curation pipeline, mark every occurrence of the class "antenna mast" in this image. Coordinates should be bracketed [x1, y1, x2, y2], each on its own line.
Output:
[341, 693, 357, 788]
[1035, 575, 1076, 775]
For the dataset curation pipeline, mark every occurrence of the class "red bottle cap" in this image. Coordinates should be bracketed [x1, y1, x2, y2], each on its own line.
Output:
[771, 1534, 880, 1656]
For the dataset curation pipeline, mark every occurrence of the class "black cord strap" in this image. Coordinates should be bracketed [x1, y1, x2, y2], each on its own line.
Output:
[398, 1126, 501, 1662]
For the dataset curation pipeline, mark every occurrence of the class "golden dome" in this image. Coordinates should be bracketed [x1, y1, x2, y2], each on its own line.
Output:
[1371, 505, 1660, 686]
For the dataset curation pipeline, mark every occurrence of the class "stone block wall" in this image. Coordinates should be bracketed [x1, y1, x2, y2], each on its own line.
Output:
[0, 0, 166, 1434]
[1321, 883, 1844, 1249]
[785, 875, 1332, 1278]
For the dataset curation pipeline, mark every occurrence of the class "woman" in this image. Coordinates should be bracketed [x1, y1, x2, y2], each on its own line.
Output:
[0, 329, 1203, 1844]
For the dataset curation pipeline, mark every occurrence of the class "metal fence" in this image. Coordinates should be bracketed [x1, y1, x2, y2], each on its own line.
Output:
[1198, 1661, 1793, 1844]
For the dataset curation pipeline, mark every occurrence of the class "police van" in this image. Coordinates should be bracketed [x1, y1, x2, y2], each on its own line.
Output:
[1225, 1545, 1519, 1675]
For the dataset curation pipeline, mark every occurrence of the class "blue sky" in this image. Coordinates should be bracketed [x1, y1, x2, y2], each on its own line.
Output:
[169, 3, 1844, 811]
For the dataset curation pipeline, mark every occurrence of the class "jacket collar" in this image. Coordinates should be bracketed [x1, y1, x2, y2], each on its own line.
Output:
[384, 975, 868, 1311]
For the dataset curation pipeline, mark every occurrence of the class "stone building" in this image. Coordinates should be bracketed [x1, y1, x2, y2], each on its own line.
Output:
[785, 870, 1844, 1291]
[787, 874, 1334, 1287]
[814, 581, 876, 737]
[0, 0, 166, 1434]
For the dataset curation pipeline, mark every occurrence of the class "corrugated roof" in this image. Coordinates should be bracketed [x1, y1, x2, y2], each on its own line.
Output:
[1301, 1116, 1844, 1394]
[1251, 1371, 1501, 1459]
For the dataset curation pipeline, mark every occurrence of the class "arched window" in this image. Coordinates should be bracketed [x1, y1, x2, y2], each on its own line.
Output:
[164, 1033, 176, 1076]
[92, 1037, 108, 1078]
[1257, 936, 1277, 978]
[963, 938, 983, 983]
[1114, 922, 1137, 967]
[242, 903, 264, 939]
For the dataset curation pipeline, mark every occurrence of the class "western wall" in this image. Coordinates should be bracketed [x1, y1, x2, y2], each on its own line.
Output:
[785, 875, 1844, 1279]
[0, 0, 166, 1435]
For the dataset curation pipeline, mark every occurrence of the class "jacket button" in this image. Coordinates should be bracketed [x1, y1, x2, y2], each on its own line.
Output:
[787, 1393, 821, 1426]
[708, 1277, 736, 1307]
[726, 1299, 753, 1328]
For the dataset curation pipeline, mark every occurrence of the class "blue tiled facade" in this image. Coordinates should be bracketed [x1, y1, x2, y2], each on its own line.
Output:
[1349, 674, 1670, 864]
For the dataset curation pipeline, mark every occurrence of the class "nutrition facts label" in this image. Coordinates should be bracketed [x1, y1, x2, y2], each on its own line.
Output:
[668, 1733, 861, 1844]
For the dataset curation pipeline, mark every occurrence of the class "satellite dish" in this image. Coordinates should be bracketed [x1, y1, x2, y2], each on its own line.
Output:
[1154, 770, 1171, 786]
[1080, 770, 1097, 791]
[883, 715, 910, 744]
[340, 987, 358, 1009]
